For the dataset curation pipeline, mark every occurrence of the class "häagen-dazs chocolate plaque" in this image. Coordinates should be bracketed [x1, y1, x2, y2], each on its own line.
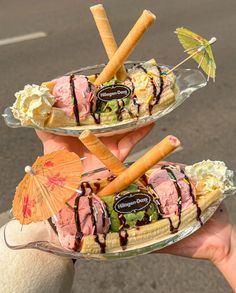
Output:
[113, 192, 152, 214]
[96, 84, 131, 102]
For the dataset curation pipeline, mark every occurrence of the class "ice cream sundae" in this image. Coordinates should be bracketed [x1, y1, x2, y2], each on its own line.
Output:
[47, 132, 235, 254]
[52, 159, 234, 254]
[9, 9, 178, 132]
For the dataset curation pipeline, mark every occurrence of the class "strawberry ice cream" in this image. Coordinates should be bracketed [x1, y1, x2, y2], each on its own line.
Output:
[53, 75, 96, 123]
[148, 165, 195, 217]
[54, 186, 110, 251]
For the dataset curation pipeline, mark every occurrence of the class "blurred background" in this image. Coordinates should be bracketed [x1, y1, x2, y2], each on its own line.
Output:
[0, 0, 235, 292]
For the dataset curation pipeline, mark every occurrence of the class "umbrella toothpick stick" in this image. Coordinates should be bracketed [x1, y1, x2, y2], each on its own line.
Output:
[166, 37, 217, 75]
[25, 165, 82, 219]
[25, 166, 82, 195]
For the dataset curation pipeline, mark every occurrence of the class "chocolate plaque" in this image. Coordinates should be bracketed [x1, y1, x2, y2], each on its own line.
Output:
[96, 84, 131, 102]
[114, 192, 152, 214]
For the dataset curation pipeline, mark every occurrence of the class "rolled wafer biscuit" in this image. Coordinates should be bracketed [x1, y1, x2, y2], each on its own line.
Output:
[79, 129, 126, 176]
[98, 135, 180, 196]
[94, 10, 156, 86]
[90, 4, 127, 81]
[79, 130, 145, 186]
[81, 189, 222, 253]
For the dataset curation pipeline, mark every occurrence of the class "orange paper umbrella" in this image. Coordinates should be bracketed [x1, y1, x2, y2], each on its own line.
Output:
[13, 150, 83, 224]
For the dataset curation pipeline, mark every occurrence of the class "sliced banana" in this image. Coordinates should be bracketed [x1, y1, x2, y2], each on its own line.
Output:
[80, 189, 222, 254]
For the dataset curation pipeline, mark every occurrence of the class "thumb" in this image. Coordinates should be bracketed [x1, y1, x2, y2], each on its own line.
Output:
[35, 130, 57, 144]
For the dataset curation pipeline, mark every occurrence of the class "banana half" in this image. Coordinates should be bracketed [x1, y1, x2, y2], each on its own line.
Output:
[44, 61, 177, 128]
[80, 189, 222, 254]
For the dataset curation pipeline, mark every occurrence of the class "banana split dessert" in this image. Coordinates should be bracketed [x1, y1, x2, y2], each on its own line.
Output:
[11, 59, 176, 129]
[52, 159, 234, 254]
[9, 9, 179, 132]
[49, 132, 235, 254]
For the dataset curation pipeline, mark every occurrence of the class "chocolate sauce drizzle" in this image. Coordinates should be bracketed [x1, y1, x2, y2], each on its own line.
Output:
[126, 76, 135, 95]
[180, 170, 203, 226]
[136, 209, 150, 226]
[141, 174, 148, 185]
[114, 99, 135, 121]
[146, 183, 164, 215]
[136, 64, 164, 115]
[88, 193, 107, 253]
[116, 100, 124, 121]
[113, 192, 129, 249]
[168, 218, 179, 234]
[85, 76, 93, 92]
[91, 112, 101, 124]
[118, 213, 129, 249]
[127, 75, 141, 116]
[93, 182, 101, 193]
[137, 64, 148, 74]
[158, 165, 203, 233]
[161, 165, 183, 232]
[73, 181, 107, 253]
[86, 63, 166, 125]
[70, 74, 80, 125]
[155, 66, 164, 105]
[69, 63, 166, 125]
[73, 196, 83, 250]
[107, 175, 116, 182]
[133, 95, 141, 116]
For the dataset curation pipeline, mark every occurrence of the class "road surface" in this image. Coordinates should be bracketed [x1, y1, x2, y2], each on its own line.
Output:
[0, 1, 235, 292]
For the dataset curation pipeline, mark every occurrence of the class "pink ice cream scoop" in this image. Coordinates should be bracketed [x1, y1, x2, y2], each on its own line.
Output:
[52, 75, 96, 122]
[148, 165, 195, 217]
[53, 188, 110, 251]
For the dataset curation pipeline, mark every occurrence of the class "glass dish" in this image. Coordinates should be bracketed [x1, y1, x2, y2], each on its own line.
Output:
[4, 164, 232, 261]
[3, 61, 207, 137]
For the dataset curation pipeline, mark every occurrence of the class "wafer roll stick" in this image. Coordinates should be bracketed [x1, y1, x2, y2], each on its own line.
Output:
[79, 130, 145, 186]
[79, 130, 126, 175]
[90, 4, 127, 81]
[98, 135, 180, 196]
[94, 10, 156, 86]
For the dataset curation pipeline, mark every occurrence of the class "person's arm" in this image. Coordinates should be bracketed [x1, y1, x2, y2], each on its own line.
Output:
[214, 225, 236, 290]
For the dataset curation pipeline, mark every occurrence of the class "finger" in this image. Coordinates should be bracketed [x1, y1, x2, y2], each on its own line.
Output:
[35, 130, 57, 143]
[35, 130, 83, 155]
[118, 123, 154, 161]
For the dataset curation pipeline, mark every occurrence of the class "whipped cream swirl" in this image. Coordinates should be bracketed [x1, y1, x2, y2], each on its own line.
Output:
[12, 84, 55, 128]
[185, 160, 235, 194]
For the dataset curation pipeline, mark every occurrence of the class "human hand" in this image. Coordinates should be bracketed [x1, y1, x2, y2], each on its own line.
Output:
[157, 203, 236, 290]
[36, 124, 154, 172]
[158, 203, 232, 264]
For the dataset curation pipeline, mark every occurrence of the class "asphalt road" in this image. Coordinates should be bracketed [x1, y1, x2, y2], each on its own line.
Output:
[0, 0, 236, 292]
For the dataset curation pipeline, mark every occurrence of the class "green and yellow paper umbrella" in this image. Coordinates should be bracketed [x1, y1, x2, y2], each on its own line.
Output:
[168, 27, 217, 81]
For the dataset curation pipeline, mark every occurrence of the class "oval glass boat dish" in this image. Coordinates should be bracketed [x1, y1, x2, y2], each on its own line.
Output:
[4, 164, 229, 261]
[3, 62, 207, 137]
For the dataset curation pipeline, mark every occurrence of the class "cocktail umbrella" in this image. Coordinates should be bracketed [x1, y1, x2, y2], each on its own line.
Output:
[167, 27, 216, 81]
[13, 150, 83, 224]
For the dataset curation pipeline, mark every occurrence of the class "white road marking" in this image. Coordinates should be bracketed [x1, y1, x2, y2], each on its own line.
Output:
[0, 32, 47, 46]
